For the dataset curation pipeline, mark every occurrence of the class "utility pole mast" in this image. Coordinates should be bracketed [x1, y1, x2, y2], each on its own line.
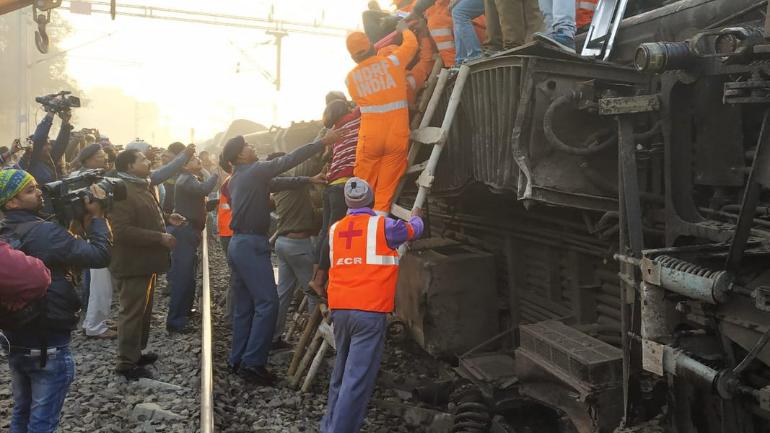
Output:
[16, 8, 28, 139]
[266, 30, 288, 91]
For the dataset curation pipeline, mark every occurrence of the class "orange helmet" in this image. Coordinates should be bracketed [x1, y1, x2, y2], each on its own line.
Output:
[346, 32, 372, 57]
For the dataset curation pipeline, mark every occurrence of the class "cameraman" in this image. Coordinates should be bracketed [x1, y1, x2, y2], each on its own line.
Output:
[24, 109, 73, 187]
[72, 143, 115, 339]
[0, 168, 111, 433]
[110, 149, 185, 380]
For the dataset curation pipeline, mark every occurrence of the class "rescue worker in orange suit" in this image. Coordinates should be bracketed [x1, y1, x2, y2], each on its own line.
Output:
[378, 20, 436, 108]
[320, 177, 424, 433]
[405, 0, 486, 67]
[345, 21, 417, 215]
[576, 0, 597, 31]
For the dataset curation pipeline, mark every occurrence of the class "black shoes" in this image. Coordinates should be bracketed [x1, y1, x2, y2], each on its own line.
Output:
[137, 352, 159, 366]
[166, 326, 195, 335]
[271, 339, 292, 352]
[117, 366, 153, 380]
[237, 365, 276, 387]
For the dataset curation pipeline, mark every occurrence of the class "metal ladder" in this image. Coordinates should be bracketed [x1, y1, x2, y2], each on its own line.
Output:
[389, 64, 471, 220]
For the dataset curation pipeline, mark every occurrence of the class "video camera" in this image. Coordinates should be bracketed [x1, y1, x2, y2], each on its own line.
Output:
[35, 91, 81, 114]
[43, 169, 127, 226]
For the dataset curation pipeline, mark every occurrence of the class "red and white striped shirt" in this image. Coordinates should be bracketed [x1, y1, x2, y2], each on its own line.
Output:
[327, 108, 361, 184]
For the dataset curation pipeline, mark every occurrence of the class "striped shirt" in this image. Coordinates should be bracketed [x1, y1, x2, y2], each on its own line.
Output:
[327, 108, 361, 184]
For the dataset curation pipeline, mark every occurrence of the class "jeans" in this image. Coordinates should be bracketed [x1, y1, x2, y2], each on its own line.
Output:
[166, 224, 201, 331]
[275, 236, 317, 341]
[317, 184, 348, 271]
[538, 0, 576, 38]
[219, 236, 233, 321]
[452, 0, 485, 64]
[321, 310, 387, 433]
[8, 347, 75, 433]
[228, 233, 277, 368]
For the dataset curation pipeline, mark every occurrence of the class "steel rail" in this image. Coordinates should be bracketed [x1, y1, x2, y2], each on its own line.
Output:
[200, 231, 214, 433]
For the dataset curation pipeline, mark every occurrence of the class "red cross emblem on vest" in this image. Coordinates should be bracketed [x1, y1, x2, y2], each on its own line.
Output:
[338, 221, 363, 249]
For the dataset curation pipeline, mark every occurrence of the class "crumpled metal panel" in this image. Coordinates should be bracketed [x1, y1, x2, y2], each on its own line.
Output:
[432, 56, 524, 194]
[429, 50, 649, 211]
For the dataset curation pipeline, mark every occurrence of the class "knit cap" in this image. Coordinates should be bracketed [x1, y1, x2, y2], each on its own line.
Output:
[0, 169, 34, 207]
[344, 177, 374, 209]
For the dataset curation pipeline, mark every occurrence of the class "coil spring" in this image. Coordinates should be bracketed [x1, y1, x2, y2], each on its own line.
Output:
[655, 255, 722, 278]
[452, 401, 490, 433]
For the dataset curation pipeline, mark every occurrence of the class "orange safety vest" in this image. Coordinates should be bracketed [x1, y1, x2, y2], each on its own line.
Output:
[346, 30, 417, 119]
[327, 213, 400, 313]
[217, 178, 233, 237]
[576, 0, 597, 29]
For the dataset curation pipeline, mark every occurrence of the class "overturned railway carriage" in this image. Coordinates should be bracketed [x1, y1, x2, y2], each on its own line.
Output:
[392, 0, 770, 432]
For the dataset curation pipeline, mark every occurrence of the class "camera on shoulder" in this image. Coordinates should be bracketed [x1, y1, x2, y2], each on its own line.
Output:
[43, 169, 127, 226]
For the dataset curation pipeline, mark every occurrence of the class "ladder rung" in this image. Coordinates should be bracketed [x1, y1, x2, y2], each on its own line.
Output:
[390, 204, 412, 220]
[410, 126, 443, 146]
[406, 161, 428, 175]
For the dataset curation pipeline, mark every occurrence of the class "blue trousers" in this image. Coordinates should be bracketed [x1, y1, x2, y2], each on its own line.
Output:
[538, 0, 576, 37]
[166, 224, 201, 331]
[452, 0, 485, 64]
[228, 234, 278, 368]
[9, 347, 75, 433]
[321, 310, 387, 433]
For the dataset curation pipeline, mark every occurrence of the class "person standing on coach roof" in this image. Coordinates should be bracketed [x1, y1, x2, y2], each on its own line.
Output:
[320, 177, 423, 433]
[0, 169, 111, 433]
[221, 130, 339, 386]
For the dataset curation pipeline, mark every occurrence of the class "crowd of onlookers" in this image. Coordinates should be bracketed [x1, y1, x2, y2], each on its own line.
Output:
[0, 1, 598, 432]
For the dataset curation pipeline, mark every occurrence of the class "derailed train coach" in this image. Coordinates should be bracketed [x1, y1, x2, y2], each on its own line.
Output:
[390, 0, 770, 432]
[238, 1, 770, 431]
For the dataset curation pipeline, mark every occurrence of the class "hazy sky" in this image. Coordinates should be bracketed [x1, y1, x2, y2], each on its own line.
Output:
[51, 0, 380, 146]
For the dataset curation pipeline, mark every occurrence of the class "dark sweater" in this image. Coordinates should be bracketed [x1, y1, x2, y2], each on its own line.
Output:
[229, 141, 324, 235]
[174, 171, 219, 230]
[1, 210, 111, 347]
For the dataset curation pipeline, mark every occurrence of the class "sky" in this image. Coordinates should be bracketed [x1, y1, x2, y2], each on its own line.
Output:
[42, 0, 383, 146]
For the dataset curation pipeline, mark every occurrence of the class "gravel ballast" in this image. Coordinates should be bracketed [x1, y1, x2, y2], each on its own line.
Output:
[1, 234, 454, 432]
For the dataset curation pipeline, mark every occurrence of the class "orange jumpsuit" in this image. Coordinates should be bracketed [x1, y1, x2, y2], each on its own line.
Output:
[424, 0, 487, 67]
[347, 30, 418, 213]
[576, 0, 598, 28]
[378, 31, 436, 107]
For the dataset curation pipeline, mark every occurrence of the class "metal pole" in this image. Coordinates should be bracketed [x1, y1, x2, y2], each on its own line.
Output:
[17, 9, 27, 139]
[200, 231, 215, 433]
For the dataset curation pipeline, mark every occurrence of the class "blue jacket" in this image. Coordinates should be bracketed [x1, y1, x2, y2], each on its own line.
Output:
[174, 171, 219, 230]
[229, 140, 323, 235]
[25, 114, 71, 186]
[0, 210, 111, 347]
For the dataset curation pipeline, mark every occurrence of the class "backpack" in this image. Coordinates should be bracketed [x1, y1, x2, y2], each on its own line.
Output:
[0, 220, 48, 331]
